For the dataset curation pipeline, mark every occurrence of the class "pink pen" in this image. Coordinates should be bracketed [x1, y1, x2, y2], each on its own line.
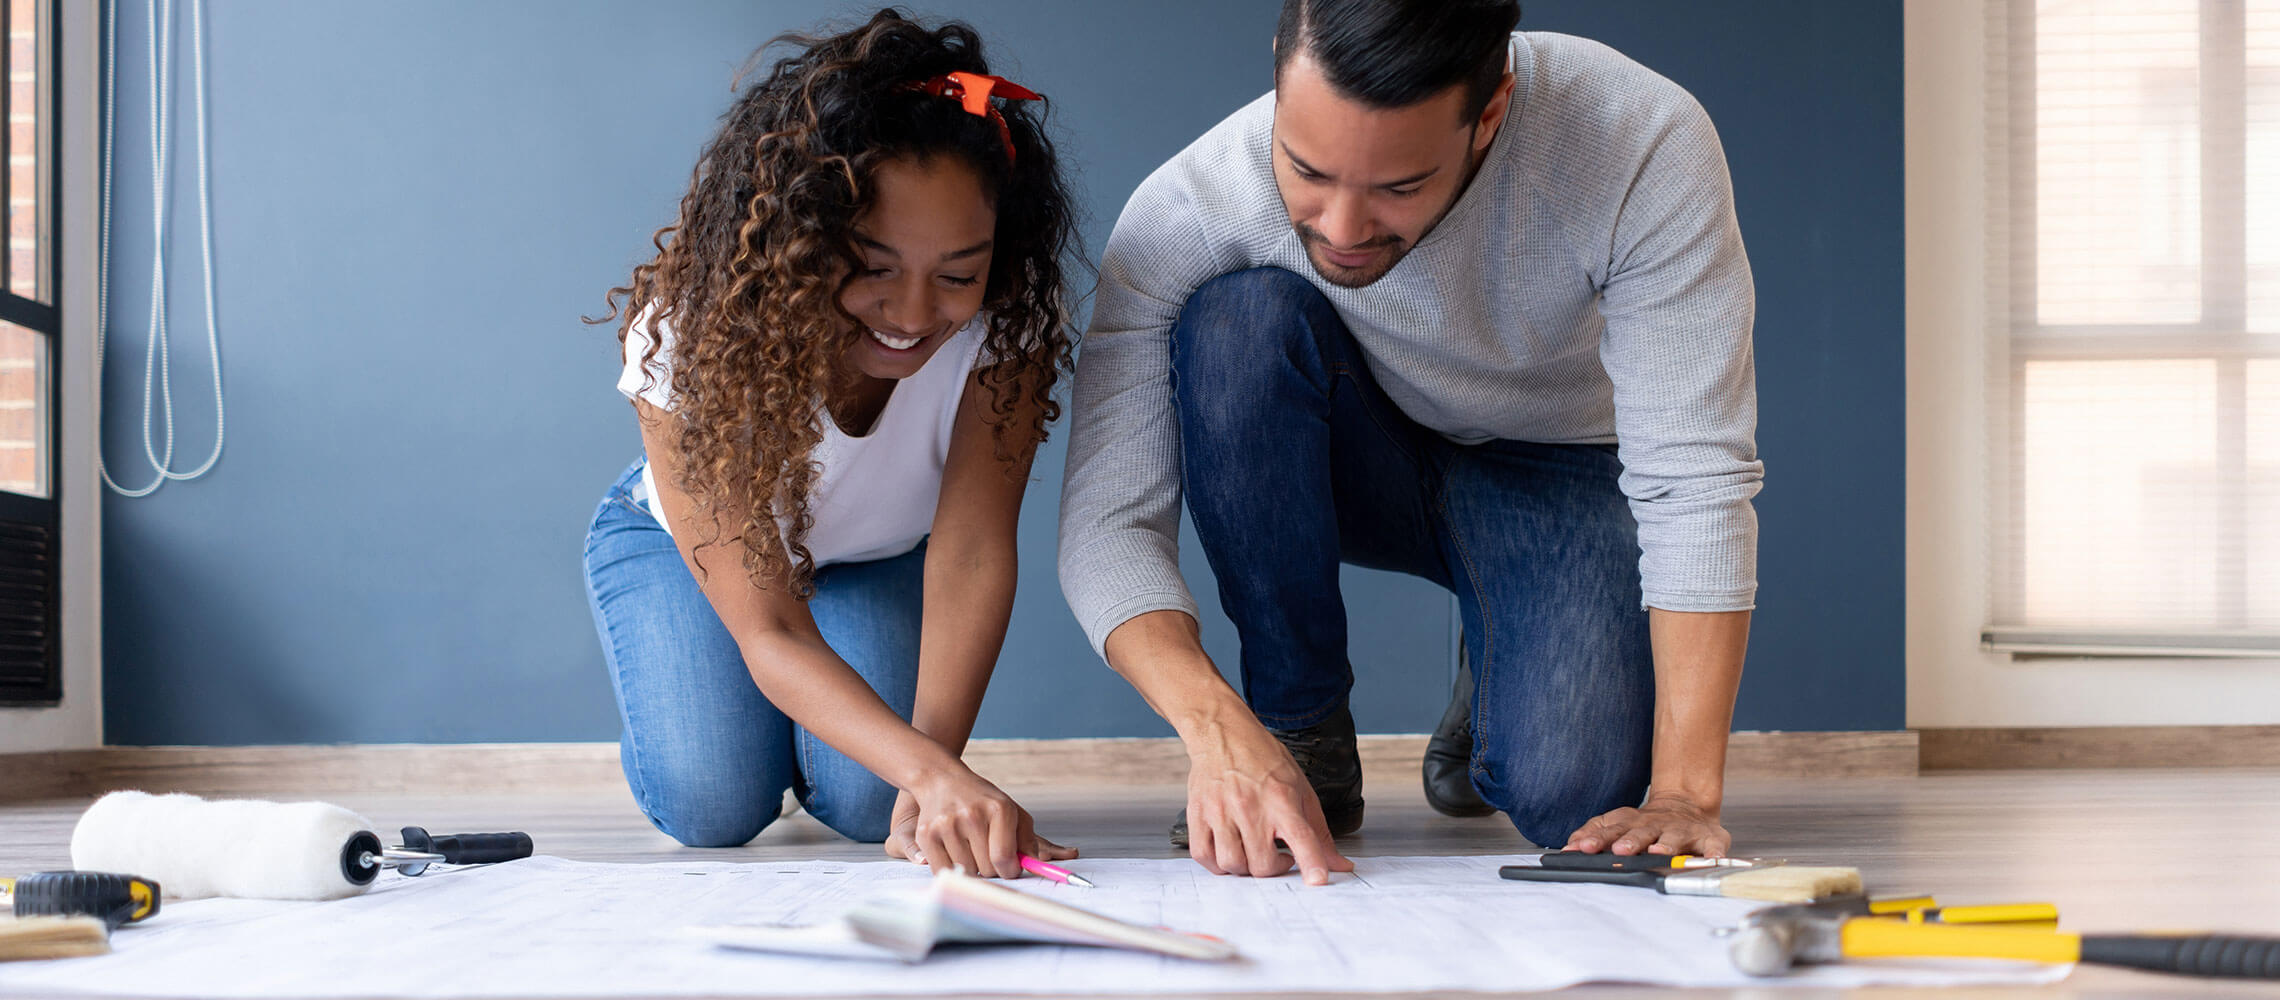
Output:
[1019, 854, 1096, 888]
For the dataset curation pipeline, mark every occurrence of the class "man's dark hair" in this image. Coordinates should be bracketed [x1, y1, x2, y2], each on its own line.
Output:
[1274, 0, 1521, 121]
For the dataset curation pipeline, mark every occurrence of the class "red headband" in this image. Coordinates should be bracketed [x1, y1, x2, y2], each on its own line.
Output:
[901, 71, 1042, 164]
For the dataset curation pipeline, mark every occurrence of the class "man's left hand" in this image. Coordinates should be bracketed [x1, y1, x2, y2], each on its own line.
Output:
[1561, 794, 1730, 857]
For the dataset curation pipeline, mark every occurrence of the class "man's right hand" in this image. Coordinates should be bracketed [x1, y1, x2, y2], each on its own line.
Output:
[1102, 610, 1355, 885]
[1183, 712, 1356, 885]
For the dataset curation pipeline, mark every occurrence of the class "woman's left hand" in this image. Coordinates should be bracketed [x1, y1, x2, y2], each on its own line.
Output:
[884, 790, 923, 862]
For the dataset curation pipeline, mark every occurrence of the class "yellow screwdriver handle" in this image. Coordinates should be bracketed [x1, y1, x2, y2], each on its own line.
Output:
[1842, 918, 2082, 965]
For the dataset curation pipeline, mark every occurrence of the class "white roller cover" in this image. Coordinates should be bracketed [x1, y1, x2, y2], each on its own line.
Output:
[71, 790, 377, 901]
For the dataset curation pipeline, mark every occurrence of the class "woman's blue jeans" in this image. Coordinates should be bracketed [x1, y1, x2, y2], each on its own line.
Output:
[1169, 267, 1657, 848]
[581, 458, 922, 847]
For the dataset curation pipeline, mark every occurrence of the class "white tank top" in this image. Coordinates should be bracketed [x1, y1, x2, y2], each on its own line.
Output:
[616, 313, 989, 568]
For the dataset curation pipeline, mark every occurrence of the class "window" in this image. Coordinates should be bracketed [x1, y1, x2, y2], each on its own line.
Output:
[0, 0, 57, 703]
[1985, 0, 2280, 655]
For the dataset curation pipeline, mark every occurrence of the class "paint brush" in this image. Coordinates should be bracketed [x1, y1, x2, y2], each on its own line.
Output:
[1499, 862, 1862, 904]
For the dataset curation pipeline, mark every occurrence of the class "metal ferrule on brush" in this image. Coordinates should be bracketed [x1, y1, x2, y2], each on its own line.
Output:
[1658, 868, 1757, 897]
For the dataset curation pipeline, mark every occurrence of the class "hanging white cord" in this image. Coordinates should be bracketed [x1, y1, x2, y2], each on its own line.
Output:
[96, 0, 225, 496]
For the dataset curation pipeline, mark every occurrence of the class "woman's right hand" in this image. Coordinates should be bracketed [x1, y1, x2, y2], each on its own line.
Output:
[883, 768, 1075, 878]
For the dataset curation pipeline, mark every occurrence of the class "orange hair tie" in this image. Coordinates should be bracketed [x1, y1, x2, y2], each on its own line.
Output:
[901, 71, 1042, 164]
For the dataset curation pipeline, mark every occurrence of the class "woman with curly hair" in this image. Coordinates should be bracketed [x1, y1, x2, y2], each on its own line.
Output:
[581, 10, 1080, 876]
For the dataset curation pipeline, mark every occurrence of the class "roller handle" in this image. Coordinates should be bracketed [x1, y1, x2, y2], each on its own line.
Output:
[1497, 865, 1665, 891]
[399, 827, 533, 866]
[6, 871, 160, 929]
[2081, 934, 2280, 979]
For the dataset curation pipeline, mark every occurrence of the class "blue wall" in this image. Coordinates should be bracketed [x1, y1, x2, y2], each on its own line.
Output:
[98, 0, 1902, 744]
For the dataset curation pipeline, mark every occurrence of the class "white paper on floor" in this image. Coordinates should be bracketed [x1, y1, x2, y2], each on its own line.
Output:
[0, 855, 2067, 997]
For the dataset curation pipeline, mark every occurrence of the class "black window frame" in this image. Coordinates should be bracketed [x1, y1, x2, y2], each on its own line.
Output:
[0, 0, 64, 706]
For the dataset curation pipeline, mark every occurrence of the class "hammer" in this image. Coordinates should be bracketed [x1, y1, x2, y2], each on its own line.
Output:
[1728, 899, 2280, 980]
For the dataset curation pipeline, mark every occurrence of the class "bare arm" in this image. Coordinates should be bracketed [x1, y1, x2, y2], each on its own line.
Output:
[875, 367, 1082, 868]
[637, 399, 958, 792]
[1647, 609, 1748, 816]
[1103, 610, 1354, 885]
[1569, 95, 1759, 858]
[635, 400, 1054, 875]
[1056, 137, 1349, 885]
[1564, 608, 1748, 856]
[911, 368, 1046, 755]
[1100, 610, 1240, 736]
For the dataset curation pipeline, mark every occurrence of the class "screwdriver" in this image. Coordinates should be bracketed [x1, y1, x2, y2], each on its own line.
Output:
[0, 871, 162, 929]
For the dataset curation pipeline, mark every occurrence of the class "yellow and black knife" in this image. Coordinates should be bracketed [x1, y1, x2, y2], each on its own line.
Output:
[1, 872, 161, 930]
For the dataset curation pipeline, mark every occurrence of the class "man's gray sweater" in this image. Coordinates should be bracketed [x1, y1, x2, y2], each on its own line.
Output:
[1058, 32, 1762, 657]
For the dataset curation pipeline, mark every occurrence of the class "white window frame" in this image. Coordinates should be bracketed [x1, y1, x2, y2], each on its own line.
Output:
[1906, 0, 2280, 728]
[1980, 0, 2280, 658]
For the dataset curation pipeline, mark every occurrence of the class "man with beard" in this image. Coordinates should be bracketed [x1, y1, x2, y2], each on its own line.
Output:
[1059, 0, 1761, 883]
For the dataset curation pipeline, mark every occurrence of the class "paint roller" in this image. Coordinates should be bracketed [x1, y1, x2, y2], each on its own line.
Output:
[68, 790, 533, 902]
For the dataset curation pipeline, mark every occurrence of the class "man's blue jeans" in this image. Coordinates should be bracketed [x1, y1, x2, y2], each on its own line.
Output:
[581, 458, 920, 847]
[1170, 267, 1656, 848]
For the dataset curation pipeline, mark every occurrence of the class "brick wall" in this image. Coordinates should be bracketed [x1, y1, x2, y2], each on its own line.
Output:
[0, 0, 41, 497]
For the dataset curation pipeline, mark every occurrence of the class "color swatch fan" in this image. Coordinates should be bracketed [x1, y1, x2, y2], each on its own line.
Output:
[689, 869, 1236, 963]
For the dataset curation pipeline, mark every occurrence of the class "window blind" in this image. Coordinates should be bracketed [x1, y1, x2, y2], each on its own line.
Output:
[1985, 0, 2280, 656]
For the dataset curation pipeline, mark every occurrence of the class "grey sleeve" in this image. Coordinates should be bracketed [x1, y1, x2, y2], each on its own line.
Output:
[1057, 174, 1240, 658]
[1595, 97, 1763, 613]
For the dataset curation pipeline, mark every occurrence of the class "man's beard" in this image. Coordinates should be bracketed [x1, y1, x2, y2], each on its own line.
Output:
[1294, 224, 1409, 289]
[1289, 124, 1485, 289]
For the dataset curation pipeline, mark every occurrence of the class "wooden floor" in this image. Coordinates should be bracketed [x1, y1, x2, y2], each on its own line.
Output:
[4, 768, 2278, 998]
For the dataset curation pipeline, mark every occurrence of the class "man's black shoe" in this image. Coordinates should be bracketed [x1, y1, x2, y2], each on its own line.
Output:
[1423, 649, 1497, 817]
[1170, 704, 1366, 848]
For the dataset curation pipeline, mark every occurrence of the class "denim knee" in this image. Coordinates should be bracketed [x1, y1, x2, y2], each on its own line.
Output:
[800, 772, 899, 844]
[622, 740, 790, 848]
[638, 791, 784, 849]
[1501, 790, 1604, 851]
[1473, 753, 1650, 849]
[1171, 267, 1334, 412]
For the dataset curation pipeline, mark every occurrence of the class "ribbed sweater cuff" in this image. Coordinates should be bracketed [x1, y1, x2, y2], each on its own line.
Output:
[1081, 591, 1200, 661]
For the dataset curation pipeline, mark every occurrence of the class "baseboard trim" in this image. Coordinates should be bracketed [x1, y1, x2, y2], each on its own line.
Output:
[968, 731, 1919, 785]
[1724, 730, 1919, 779]
[25, 727, 2277, 801]
[0, 730, 1919, 803]
[0, 750, 111, 800]
[1920, 725, 2280, 770]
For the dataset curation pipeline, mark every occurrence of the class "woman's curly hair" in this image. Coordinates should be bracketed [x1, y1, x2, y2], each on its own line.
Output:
[594, 9, 1081, 598]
